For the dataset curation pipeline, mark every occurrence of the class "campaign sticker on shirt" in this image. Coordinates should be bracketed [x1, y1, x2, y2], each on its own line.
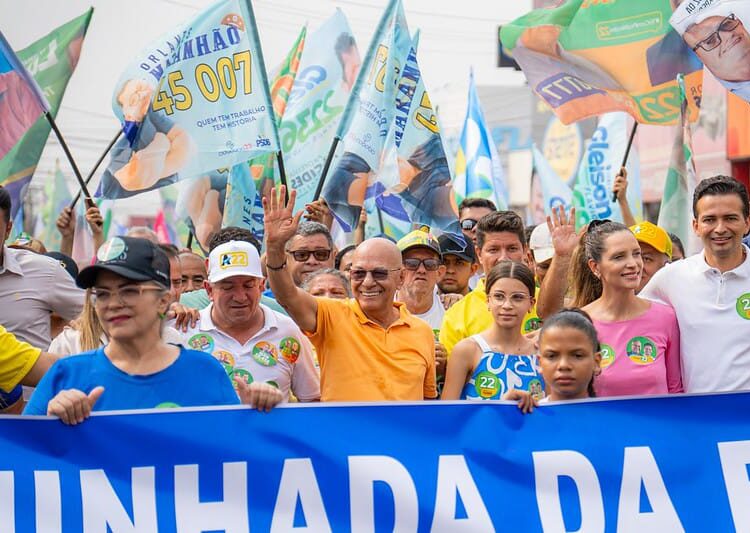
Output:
[97, 237, 127, 262]
[266, 380, 279, 389]
[252, 341, 278, 366]
[523, 317, 542, 333]
[279, 337, 301, 363]
[626, 336, 658, 365]
[528, 379, 544, 400]
[599, 344, 615, 369]
[188, 333, 214, 352]
[213, 350, 235, 375]
[736, 292, 750, 320]
[231, 368, 253, 390]
[474, 370, 501, 399]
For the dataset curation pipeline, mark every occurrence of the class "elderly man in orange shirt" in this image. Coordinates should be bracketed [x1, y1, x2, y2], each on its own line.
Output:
[263, 186, 437, 402]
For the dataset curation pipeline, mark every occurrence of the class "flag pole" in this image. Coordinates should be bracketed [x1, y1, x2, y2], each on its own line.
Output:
[276, 151, 289, 203]
[612, 122, 638, 202]
[312, 136, 340, 201]
[186, 231, 194, 250]
[70, 129, 122, 210]
[45, 113, 92, 202]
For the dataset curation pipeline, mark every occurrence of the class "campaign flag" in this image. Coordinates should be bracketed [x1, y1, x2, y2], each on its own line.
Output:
[658, 74, 701, 255]
[7, 202, 27, 243]
[159, 184, 192, 249]
[153, 209, 172, 244]
[321, 0, 411, 232]
[223, 26, 306, 242]
[99, 0, 280, 200]
[366, 37, 461, 236]
[5, 394, 750, 530]
[501, 0, 704, 125]
[71, 199, 94, 264]
[281, 11, 359, 213]
[572, 113, 643, 228]
[41, 164, 73, 251]
[454, 70, 509, 210]
[0, 10, 91, 219]
[533, 144, 574, 216]
[671, 0, 750, 104]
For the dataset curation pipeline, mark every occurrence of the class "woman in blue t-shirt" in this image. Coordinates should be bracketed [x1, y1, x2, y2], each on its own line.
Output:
[25, 236, 282, 424]
[441, 261, 544, 401]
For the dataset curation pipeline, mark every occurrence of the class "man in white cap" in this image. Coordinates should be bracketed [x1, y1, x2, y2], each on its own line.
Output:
[528, 223, 555, 287]
[177, 240, 320, 402]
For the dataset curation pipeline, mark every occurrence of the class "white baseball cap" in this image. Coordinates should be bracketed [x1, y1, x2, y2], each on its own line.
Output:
[529, 224, 554, 264]
[208, 241, 263, 283]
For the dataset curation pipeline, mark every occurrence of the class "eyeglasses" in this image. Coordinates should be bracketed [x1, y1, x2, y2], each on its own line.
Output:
[489, 292, 530, 306]
[460, 219, 478, 231]
[349, 268, 401, 281]
[288, 249, 332, 262]
[403, 258, 442, 271]
[692, 14, 740, 52]
[91, 285, 165, 306]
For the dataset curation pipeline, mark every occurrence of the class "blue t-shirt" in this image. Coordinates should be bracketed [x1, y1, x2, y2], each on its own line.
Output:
[24, 346, 239, 415]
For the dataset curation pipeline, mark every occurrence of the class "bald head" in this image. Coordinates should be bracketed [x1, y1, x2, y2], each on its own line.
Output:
[353, 238, 402, 269]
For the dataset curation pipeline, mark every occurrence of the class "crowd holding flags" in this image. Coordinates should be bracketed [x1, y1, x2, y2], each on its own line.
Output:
[454, 70, 509, 211]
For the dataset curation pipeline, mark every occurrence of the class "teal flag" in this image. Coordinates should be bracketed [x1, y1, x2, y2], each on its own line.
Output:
[41, 165, 73, 251]
[533, 144, 573, 216]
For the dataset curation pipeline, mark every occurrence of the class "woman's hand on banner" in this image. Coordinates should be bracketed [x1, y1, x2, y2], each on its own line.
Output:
[504, 389, 538, 414]
[47, 386, 104, 425]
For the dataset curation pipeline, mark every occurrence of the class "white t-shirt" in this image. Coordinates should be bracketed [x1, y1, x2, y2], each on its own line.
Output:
[177, 304, 320, 401]
[48, 326, 184, 356]
[413, 290, 445, 333]
[640, 246, 750, 393]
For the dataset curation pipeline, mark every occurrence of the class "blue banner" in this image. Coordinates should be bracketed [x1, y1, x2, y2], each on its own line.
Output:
[6, 393, 750, 531]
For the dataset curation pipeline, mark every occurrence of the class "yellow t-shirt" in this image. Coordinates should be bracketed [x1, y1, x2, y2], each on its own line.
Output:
[305, 298, 437, 401]
[0, 325, 41, 391]
[439, 279, 540, 356]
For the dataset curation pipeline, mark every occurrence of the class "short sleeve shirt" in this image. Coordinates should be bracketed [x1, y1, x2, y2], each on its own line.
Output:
[177, 304, 320, 401]
[306, 298, 437, 401]
[0, 324, 41, 392]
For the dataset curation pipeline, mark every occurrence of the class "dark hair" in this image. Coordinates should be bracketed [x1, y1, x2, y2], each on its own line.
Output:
[668, 232, 685, 258]
[524, 225, 536, 246]
[301, 268, 352, 297]
[692, 175, 750, 219]
[485, 260, 535, 298]
[285, 221, 334, 251]
[476, 211, 525, 250]
[570, 220, 630, 307]
[208, 227, 261, 253]
[335, 245, 356, 269]
[334, 33, 356, 70]
[0, 187, 11, 223]
[539, 308, 600, 397]
[158, 243, 180, 258]
[458, 197, 496, 216]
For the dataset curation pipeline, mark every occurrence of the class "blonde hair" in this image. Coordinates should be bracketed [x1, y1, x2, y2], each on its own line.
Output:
[71, 289, 106, 352]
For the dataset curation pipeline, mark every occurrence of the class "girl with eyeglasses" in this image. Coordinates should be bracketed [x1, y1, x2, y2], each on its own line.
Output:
[568, 221, 682, 397]
[441, 260, 543, 401]
[25, 237, 282, 424]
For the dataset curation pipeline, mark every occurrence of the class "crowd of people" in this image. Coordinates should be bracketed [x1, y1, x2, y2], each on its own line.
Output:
[1, 168, 749, 423]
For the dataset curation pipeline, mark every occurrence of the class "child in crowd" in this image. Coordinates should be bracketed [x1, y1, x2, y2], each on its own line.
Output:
[505, 308, 602, 413]
[441, 261, 542, 401]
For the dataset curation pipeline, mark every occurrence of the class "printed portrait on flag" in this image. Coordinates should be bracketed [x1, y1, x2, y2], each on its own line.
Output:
[0, 69, 42, 158]
[671, 0, 750, 102]
[99, 0, 279, 199]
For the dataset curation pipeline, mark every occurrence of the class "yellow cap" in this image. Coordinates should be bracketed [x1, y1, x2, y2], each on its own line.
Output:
[630, 221, 672, 259]
[396, 230, 441, 256]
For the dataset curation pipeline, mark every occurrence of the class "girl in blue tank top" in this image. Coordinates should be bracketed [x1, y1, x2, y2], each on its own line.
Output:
[441, 261, 544, 401]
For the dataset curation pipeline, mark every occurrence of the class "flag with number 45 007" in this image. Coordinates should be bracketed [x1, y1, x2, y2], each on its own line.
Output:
[98, 0, 279, 199]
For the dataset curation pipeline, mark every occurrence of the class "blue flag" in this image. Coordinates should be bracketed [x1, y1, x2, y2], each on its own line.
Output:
[454, 70, 508, 210]
[99, 0, 279, 199]
[533, 144, 573, 216]
[322, 0, 411, 231]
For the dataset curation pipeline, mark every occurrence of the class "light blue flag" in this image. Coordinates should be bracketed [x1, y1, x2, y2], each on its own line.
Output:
[366, 34, 461, 237]
[282, 10, 357, 213]
[572, 112, 643, 228]
[99, 0, 279, 200]
[221, 162, 262, 242]
[322, 0, 411, 231]
[453, 70, 508, 210]
[532, 144, 573, 216]
[8, 202, 26, 243]
[42, 166, 73, 251]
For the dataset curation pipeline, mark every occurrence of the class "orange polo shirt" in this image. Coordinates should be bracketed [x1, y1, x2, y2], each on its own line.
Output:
[305, 298, 437, 402]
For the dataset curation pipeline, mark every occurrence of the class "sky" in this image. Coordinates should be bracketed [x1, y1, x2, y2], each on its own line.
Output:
[0, 0, 531, 219]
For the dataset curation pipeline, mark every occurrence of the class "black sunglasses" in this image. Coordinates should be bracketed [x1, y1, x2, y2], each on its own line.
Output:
[460, 219, 478, 231]
[288, 249, 332, 262]
[403, 258, 442, 271]
[350, 268, 401, 281]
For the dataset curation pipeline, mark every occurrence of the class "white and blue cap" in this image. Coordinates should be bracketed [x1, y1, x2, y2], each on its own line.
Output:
[208, 240, 263, 283]
[77, 236, 170, 289]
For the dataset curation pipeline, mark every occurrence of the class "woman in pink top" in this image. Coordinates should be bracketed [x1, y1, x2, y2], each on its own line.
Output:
[569, 220, 682, 396]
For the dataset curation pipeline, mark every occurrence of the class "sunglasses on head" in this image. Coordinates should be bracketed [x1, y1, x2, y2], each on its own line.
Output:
[587, 218, 612, 231]
[349, 268, 401, 281]
[288, 249, 332, 262]
[461, 219, 478, 231]
[403, 258, 441, 271]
